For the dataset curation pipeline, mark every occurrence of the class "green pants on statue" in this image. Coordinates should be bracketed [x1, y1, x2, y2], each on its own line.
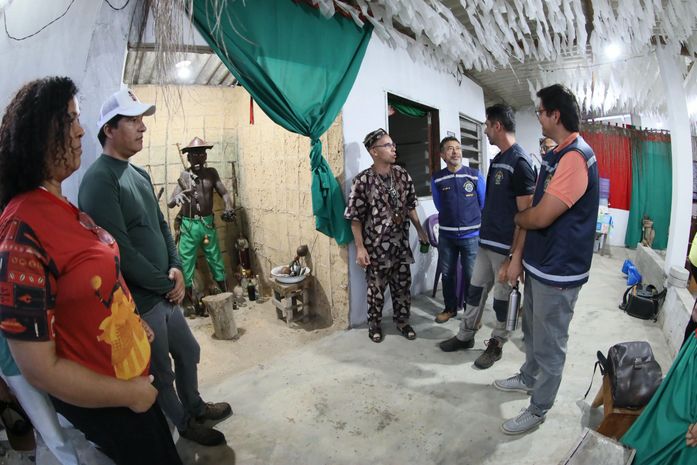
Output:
[178, 215, 226, 287]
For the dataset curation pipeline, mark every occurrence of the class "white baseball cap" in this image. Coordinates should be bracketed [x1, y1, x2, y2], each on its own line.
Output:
[97, 88, 156, 130]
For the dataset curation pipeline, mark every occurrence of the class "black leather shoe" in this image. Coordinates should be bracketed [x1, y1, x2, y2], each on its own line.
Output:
[179, 422, 226, 446]
[439, 336, 474, 352]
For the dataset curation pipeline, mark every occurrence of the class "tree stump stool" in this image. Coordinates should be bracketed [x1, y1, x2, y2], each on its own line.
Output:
[202, 292, 238, 340]
[270, 278, 312, 326]
[591, 374, 644, 440]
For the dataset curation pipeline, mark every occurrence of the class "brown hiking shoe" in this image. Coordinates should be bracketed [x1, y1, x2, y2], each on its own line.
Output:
[435, 310, 457, 323]
[474, 339, 503, 369]
[196, 402, 233, 423]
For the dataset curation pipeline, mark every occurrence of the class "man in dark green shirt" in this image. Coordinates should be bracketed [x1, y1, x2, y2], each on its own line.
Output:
[79, 88, 231, 446]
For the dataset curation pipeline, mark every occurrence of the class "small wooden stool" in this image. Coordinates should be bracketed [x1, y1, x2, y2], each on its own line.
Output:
[270, 278, 312, 326]
[591, 374, 644, 439]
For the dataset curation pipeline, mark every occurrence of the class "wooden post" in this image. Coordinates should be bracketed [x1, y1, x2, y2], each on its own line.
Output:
[202, 292, 238, 340]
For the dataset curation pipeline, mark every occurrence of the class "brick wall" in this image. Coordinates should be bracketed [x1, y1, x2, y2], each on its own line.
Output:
[131, 85, 349, 328]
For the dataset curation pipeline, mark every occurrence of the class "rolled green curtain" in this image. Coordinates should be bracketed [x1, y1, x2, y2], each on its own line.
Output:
[625, 137, 672, 249]
[190, 0, 372, 245]
[389, 101, 426, 118]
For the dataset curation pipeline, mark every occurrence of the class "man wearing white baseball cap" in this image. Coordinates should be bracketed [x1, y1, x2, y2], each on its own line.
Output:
[79, 88, 232, 447]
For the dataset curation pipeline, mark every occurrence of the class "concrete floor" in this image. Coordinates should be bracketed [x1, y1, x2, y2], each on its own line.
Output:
[4, 248, 675, 465]
[179, 248, 675, 465]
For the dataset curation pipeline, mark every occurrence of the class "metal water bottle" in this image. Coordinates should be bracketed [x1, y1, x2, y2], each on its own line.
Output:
[505, 282, 521, 331]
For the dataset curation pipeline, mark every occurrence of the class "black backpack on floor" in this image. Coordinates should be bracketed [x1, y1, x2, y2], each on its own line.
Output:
[619, 284, 666, 321]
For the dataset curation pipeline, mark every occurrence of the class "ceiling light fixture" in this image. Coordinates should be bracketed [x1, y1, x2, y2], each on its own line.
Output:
[175, 60, 192, 80]
[605, 43, 622, 61]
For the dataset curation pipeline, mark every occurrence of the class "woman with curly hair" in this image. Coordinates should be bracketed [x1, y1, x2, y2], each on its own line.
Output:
[0, 77, 182, 465]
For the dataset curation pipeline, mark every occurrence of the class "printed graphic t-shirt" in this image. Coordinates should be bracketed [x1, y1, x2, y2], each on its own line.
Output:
[0, 189, 150, 380]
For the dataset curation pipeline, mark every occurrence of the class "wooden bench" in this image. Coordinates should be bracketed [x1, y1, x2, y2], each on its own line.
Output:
[591, 374, 644, 439]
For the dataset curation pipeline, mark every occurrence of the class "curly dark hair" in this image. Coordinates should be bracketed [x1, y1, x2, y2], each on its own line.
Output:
[0, 76, 77, 208]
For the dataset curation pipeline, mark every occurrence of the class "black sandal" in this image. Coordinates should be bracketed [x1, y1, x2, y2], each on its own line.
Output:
[397, 324, 416, 340]
[368, 325, 383, 343]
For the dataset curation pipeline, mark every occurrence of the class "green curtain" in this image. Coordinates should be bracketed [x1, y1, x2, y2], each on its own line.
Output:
[389, 101, 426, 118]
[190, 0, 373, 245]
[625, 137, 672, 249]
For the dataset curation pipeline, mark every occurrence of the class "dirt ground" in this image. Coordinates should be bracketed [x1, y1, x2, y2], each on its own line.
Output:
[189, 296, 342, 388]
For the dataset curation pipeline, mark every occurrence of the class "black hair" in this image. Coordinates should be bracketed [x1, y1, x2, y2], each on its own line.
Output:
[0, 76, 77, 208]
[439, 136, 460, 152]
[485, 103, 515, 133]
[536, 84, 580, 133]
[97, 114, 126, 147]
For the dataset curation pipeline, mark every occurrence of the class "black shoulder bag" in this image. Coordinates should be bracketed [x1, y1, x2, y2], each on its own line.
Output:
[584, 341, 663, 410]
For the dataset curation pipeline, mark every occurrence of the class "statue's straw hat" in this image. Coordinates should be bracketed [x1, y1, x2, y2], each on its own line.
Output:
[181, 137, 213, 153]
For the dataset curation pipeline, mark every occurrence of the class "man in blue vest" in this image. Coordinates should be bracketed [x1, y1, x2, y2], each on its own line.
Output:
[494, 84, 599, 435]
[431, 137, 486, 324]
[439, 105, 536, 370]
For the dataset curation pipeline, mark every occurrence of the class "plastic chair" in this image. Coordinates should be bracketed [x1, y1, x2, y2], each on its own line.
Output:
[426, 214, 466, 309]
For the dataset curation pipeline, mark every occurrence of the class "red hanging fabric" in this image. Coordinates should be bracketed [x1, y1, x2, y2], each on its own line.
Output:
[581, 125, 632, 210]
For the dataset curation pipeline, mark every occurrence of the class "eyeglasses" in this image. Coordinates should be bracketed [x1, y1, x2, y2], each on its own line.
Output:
[78, 211, 115, 245]
[372, 142, 397, 150]
[535, 108, 548, 117]
[363, 128, 387, 148]
[444, 146, 462, 153]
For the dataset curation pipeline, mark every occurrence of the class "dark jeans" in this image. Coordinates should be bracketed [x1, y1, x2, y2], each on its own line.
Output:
[142, 301, 205, 431]
[52, 398, 182, 465]
[438, 235, 478, 312]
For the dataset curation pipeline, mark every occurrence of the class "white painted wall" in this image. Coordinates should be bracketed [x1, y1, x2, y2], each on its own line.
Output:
[514, 107, 543, 169]
[342, 35, 485, 327]
[0, 0, 136, 202]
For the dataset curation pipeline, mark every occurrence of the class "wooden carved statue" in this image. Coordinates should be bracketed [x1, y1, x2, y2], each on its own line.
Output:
[641, 215, 655, 248]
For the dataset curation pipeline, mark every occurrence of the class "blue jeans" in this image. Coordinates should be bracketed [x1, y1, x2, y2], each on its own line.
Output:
[438, 235, 478, 312]
[142, 301, 205, 431]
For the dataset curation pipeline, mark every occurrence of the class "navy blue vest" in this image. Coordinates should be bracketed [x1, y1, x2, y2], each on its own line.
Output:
[433, 166, 481, 238]
[479, 143, 533, 255]
[523, 136, 599, 288]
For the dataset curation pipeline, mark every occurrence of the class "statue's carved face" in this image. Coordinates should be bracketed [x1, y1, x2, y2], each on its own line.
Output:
[187, 149, 207, 168]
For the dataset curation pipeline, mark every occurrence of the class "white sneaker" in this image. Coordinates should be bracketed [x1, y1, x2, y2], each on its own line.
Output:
[493, 373, 533, 394]
[501, 408, 545, 435]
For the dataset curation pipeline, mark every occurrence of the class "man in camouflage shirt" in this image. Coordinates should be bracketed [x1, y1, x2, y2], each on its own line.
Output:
[345, 128, 429, 343]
